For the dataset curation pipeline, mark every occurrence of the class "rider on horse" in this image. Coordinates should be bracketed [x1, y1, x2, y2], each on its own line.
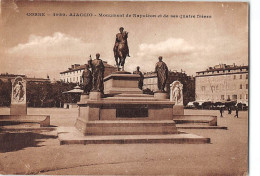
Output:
[113, 27, 130, 71]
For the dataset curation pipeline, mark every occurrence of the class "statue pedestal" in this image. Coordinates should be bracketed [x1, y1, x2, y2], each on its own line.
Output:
[172, 105, 184, 115]
[75, 97, 177, 135]
[10, 104, 27, 115]
[59, 73, 211, 144]
[154, 92, 167, 100]
[89, 91, 102, 100]
[80, 94, 89, 101]
[104, 73, 142, 95]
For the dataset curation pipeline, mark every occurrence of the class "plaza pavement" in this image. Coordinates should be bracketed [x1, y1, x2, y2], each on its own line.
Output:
[0, 108, 248, 175]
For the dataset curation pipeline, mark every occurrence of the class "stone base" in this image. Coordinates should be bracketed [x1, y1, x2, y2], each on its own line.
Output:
[173, 115, 218, 126]
[172, 105, 184, 115]
[104, 73, 142, 95]
[114, 71, 131, 74]
[0, 115, 50, 127]
[75, 120, 178, 135]
[76, 99, 174, 121]
[58, 127, 210, 145]
[154, 92, 167, 99]
[10, 104, 27, 115]
[80, 94, 89, 101]
[89, 91, 102, 100]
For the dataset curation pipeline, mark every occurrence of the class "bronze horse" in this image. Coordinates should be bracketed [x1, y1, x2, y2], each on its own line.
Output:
[114, 30, 129, 71]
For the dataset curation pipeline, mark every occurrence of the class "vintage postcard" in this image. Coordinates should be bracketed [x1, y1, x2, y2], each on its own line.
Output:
[0, 1, 248, 175]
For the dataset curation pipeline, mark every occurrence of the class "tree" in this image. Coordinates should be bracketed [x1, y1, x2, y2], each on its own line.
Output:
[193, 102, 200, 109]
[0, 80, 12, 106]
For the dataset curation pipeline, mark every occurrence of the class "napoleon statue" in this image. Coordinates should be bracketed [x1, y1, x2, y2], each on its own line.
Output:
[113, 27, 130, 71]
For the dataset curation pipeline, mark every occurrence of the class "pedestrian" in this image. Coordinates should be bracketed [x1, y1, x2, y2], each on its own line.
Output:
[234, 107, 239, 118]
[220, 107, 224, 117]
[228, 107, 232, 114]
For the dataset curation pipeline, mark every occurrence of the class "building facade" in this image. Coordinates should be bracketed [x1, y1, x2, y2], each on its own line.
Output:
[0, 73, 50, 83]
[195, 64, 248, 105]
[60, 62, 117, 84]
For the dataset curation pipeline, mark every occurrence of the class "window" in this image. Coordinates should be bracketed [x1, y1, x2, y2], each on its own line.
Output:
[246, 94, 248, 99]
[201, 86, 206, 91]
[240, 84, 242, 89]
[240, 94, 242, 99]
[232, 95, 237, 100]
[246, 84, 248, 89]
[221, 95, 225, 100]
[240, 75, 242, 79]
[246, 74, 248, 79]
[233, 75, 236, 79]
[227, 95, 230, 100]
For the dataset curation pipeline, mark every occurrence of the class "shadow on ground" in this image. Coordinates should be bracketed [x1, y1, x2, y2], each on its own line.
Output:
[0, 132, 57, 153]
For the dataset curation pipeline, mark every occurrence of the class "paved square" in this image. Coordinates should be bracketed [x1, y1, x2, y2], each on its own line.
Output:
[0, 108, 248, 175]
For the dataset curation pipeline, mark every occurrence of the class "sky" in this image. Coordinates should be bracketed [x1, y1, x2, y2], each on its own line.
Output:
[0, 1, 248, 80]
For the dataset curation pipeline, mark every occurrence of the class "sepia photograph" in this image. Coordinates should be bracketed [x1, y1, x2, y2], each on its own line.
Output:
[0, 0, 249, 175]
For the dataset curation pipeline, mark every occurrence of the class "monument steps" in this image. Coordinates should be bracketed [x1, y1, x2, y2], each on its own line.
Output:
[176, 124, 228, 130]
[75, 120, 178, 135]
[103, 97, 161, 101]
[0, 115, 50, 127]
[113, 94, 154, 97]
[174, 120, 212, 125]
[173, 115, 217, 126]
[57, 127, 211, 145]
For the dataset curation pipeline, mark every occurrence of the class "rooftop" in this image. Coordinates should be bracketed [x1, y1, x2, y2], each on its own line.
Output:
[60, 61, 116, 74]
[196, 64, 248, 73]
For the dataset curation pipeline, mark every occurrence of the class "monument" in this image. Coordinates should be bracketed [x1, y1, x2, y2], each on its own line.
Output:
[58, 28, 211, 144]
[113, 27, 130, 71]
[154, 56, 168, 99]
[88, 53, 105, 100]
[0, 76, 50, 128]
[170, 81, 184, 115]
[133, 66, 144, 90]
[10, 76, 27, 115]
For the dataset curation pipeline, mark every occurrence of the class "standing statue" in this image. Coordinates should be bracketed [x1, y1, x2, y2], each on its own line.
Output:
[133, 66, 144, 90]
[170, 81, 183, 105]
[113, 27, 130, 71]
[89, 53, 105, 92]
[82, 64, 92, 95]
[13, 81, 23, 102]
[155, 56, 168, 92]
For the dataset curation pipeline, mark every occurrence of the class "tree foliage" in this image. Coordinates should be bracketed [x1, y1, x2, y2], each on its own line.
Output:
[0, 80, 77, 107]
[0, 80, 12, 106]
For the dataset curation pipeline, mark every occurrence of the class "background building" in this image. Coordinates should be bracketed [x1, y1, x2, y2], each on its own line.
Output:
[195, 64, 248, 105]
[0, 73, 50, 83]
[60, 62, 117, 84]
[143, 70, 195, 105]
